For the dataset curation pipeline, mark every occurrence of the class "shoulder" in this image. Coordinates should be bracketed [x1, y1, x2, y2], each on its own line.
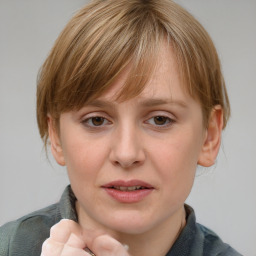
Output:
[176, 205, 242, 256]
[196, 223, 242, 256]
[0, 203, 61, 256]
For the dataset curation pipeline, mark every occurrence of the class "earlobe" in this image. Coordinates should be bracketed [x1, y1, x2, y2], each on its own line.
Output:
[198, 105, 223, 167]
[47, 115, 66, 166]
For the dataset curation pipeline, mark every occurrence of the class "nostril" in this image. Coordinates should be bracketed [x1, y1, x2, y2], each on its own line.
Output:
[113, 160, 142, 169]
[113, 161, 120, 166]
[109, 141, 146, 168]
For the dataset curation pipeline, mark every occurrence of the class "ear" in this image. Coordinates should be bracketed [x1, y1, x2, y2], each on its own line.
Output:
[198, 105, 223, 167]
[47, 115, 66, 166]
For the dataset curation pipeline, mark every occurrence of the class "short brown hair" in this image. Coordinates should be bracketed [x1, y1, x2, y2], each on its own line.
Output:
[37, 0, 230, 146]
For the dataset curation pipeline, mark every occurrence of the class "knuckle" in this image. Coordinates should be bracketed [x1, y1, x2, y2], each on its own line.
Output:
[41, 238, 56, 254]
[50, 219, 75, 240]
[41, 238, 65, 255]
[93, 234, 121, 251]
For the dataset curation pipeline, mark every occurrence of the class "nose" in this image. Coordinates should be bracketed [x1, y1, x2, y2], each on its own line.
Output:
[109, 124, 145, 169]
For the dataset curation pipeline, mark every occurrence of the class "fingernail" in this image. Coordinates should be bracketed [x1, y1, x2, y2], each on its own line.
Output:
[123, 244, 129, 251]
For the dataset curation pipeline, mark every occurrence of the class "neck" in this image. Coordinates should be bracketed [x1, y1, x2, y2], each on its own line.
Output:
[117, 207, 186, 256]
[76, 203, 187, 256]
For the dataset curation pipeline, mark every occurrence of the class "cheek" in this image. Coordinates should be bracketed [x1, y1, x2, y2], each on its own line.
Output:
[62, 136, 108, 182]
[153, 136, 199, 172]
[151, 133, 201, 196]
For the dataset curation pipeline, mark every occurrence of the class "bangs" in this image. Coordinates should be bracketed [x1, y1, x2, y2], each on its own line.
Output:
[37, 0, 230, 146]
[52, 1, 166, 113]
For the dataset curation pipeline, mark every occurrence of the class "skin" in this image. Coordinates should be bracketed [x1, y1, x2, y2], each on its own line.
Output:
[45, 43, 223, 256]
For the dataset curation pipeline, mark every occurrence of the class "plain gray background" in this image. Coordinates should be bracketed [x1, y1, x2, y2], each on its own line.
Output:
[0, 0, 255, 255]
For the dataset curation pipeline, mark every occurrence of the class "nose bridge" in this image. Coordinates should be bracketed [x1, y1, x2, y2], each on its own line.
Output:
[110, 119, 145, 168]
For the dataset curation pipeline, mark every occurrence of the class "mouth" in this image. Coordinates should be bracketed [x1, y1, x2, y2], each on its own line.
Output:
[102, 180, 154, 203]
[102, 179, 154, 190]
[109, 186, 150, 191]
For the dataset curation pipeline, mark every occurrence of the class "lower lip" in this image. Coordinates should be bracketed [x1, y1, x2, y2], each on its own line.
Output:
[103, 188, 153, 203]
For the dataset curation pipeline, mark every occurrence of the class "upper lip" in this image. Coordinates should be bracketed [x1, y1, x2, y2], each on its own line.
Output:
[102, 179, 154, 189]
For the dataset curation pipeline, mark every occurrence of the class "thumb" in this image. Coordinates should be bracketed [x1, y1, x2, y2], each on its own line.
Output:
[89, 234, 130, 256]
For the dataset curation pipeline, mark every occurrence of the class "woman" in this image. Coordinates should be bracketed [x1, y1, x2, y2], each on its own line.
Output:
[0, 0, 241, 255]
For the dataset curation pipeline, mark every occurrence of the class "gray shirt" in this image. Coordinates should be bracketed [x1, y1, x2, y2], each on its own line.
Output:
[0, 186, 242, 256]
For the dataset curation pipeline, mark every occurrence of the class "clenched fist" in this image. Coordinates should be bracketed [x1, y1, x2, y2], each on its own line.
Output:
[41, 219, 130, 256]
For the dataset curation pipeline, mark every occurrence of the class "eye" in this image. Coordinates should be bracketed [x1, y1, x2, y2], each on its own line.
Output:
[82, 116, 110, 127]
[147, 116, 173, 126]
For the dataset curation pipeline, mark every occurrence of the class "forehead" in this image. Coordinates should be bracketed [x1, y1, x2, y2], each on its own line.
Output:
[95, 42, 189, 103]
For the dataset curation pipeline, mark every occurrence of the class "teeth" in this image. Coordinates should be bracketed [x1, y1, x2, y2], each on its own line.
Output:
[113, 186, 143, 191]
[127, 186, 138, 191]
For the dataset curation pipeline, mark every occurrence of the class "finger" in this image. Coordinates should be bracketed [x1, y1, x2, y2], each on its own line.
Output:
[61, 244, 90, 256]
[66, 232, 86, 248]
[50, 219, 84, 244]
[41, 238, 64, 256]
[41, 237, 88, 256]
[81, 227, 106, 253]
[90, 234, 130, 256]
[42, 219, 86, 256]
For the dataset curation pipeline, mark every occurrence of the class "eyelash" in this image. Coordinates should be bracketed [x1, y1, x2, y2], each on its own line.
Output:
[82, 116, 112, 128]
[146, 116, 174, 128]
[81, 115, 175, 129]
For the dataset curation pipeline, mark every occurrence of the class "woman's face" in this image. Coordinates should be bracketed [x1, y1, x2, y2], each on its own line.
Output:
[49, 44, 212, 235]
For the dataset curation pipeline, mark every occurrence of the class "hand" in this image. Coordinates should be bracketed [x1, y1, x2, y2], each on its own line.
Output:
[41, 219, 130, 256]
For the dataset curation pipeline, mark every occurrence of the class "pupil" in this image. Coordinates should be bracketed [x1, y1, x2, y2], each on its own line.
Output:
[154, 116, 167, 125]
[92, 117, 104, 126]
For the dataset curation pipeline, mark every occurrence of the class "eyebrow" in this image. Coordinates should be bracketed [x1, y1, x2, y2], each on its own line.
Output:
[86, 98, 188, 109]
[86, 100, 116, 109]
[139, 98, 188, 108]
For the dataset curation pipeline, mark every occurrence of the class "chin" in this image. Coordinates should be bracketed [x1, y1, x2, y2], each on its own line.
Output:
[98, 211, 154, 235]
